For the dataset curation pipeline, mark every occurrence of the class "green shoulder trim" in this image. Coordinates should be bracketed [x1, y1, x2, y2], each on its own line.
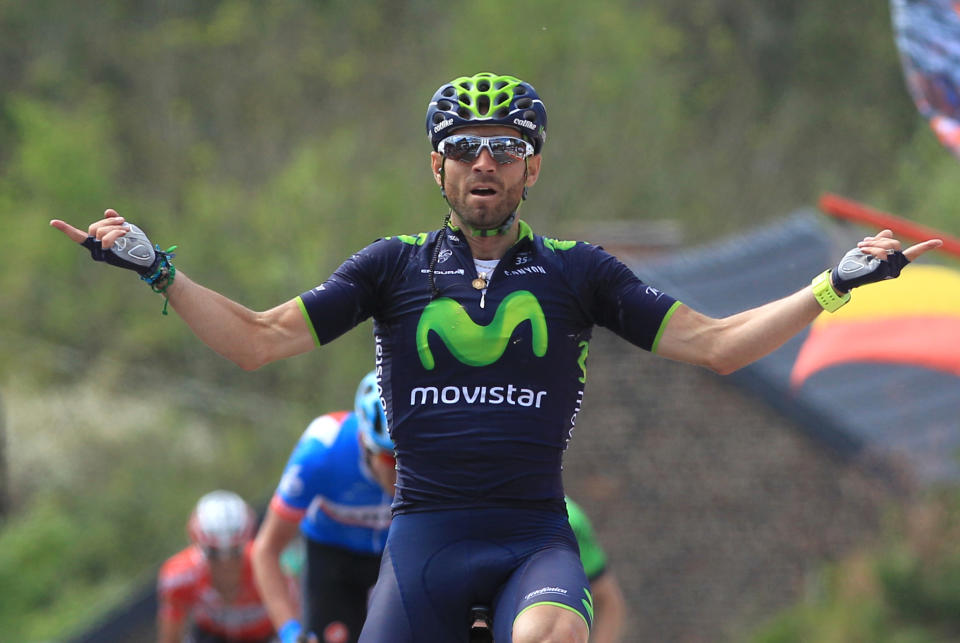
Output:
[543, 237, 578, 251]
[296, 296, 322, 347]
[385, 232, 429, 246]
[651, 300, 683, 354]
[515, 219, 534, 244]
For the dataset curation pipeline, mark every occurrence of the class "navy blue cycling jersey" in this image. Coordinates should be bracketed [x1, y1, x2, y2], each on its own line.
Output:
[298, 220, 680, 514]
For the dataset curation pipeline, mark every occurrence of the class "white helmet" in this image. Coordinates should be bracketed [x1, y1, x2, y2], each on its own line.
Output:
[187, 490, 256, 552]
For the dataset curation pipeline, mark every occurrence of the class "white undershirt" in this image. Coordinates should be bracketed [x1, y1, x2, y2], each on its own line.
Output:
[474, 258, 499, 308]
[474, 258, 500, 293]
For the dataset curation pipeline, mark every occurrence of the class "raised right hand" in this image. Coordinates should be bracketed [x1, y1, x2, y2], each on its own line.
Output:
[50, 209, 162, 275]
[830, 228, 942, 293]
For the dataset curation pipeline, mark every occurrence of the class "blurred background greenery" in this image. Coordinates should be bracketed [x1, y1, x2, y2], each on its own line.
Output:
[1, 0, 959, 640]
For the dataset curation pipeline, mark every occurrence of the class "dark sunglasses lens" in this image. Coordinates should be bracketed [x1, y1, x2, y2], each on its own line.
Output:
[488, 138, 526, 163]
[444, 136, 481, 161]
[204, 545, 241, 560]
[442, 136, 528, 164]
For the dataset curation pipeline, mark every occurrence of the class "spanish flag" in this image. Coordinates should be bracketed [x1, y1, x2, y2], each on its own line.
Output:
[791, 265, 960, 389]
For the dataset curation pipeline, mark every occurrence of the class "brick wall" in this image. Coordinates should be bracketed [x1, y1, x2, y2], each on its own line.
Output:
[562, 328, 903, 642]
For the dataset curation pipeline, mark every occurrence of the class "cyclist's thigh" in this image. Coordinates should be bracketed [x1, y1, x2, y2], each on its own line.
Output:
[303, 541, 381, 643]
[359, 510, 522, 643]
[358, 544, 417, 642]
[492, 542, 593, 643]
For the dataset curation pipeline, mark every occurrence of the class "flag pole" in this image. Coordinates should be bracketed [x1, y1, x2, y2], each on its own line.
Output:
[818, 193, 960, 259]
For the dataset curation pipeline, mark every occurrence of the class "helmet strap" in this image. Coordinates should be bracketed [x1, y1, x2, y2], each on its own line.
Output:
[438, 163, 448, 201]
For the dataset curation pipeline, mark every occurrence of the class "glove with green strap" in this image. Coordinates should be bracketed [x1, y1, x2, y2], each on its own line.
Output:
[812, 245, 910, 313]
[81, 222, 176, 293]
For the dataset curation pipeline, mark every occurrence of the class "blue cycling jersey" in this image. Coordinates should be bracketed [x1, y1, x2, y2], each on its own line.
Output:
[272, 412, 393, 555]
[298, 220, 680, 514]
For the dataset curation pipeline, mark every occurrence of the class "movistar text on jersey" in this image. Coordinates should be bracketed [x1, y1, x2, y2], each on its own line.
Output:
[410, 384, 547, 408]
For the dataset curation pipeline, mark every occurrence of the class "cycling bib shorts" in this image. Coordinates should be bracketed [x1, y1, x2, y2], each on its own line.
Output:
[360, 507, 592, 642]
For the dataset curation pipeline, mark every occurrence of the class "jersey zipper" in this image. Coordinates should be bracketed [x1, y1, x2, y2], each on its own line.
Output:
[478, 241, 525, 308]
[460, 231, 528, 309]
[480, 273, 489, 309]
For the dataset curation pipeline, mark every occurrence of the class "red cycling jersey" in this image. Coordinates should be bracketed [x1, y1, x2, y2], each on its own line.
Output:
[157, 541, 276, 641]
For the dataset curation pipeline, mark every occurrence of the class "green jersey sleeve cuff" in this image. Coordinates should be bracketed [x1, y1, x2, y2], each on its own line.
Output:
[296, 296, 322, 347]
[651, 300, 683, 354]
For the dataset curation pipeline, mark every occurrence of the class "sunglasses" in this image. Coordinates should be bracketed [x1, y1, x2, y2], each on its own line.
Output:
[438, 135, 534, 165]
[366, 449, 397, 469]
[202, 545, 243, 561]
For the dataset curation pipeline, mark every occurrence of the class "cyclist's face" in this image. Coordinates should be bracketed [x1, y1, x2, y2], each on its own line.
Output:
[431, 126, 541, 232]
[207, 551, 244, 601]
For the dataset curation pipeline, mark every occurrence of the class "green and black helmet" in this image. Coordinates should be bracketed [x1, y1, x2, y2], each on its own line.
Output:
[426, 72, 547, 154]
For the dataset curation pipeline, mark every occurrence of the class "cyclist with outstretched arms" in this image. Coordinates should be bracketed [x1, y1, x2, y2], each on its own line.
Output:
[251, 371, 395, 643]
[53, 73, 941, 643]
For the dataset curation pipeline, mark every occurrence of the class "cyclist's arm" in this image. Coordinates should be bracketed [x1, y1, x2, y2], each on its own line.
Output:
[156, 589, 188, 643]
[156, 615, 186, 643]
[251, 506, 302, 631]
[655, 288, 821, 374]
[51, 213, 314, 370]
[655, 233, 942, 374]
[156, 555, 192, 643]
[588, 571, 626, 643]
[163, 273, 314, 370]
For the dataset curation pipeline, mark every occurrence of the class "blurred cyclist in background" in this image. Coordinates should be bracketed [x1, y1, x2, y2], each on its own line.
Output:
[252, 371, 395, 643]
[158, 490, 290, 643]
[564, 497, 625, 643]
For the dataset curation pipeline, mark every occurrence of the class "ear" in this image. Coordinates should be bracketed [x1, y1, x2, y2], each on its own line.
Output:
[430, 152, 444, 185]
[524, 155, 542, 187]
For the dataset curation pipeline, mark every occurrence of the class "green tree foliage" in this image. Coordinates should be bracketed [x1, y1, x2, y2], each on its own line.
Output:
[0, 0, 956, 639]
[0, 368, 304, 640]
[750, 492, 960, 642]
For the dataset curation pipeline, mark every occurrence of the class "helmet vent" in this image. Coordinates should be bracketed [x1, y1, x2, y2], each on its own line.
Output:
[437, 100, 452, 111]
[494, 80, 508, 89]
[515, 85, 527, 95]
[516, 97, 532, 109]
[523, 109, 538, 122]
[477, 79, 490, 91]
[477, 95, 490, 115]
[459, 93, 471, 105]
[458, 107, 471, 118]
[442, 86, 456, 98]
[495, 92, 508, 105]
[496, 108, 509, 119]
[432, 112, 446, 124]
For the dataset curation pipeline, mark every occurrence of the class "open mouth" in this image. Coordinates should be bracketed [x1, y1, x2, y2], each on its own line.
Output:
[470, 187, 498, 197]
